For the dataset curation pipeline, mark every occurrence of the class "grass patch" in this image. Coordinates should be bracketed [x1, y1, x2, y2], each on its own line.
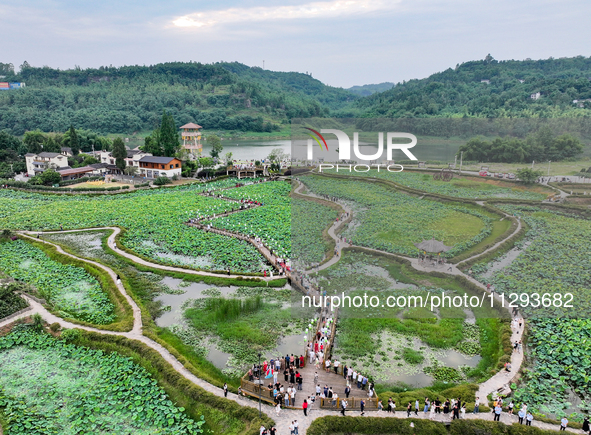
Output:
[402, 347, 425, 365]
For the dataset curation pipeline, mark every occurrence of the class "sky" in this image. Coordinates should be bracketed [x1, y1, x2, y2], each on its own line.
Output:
[1, 0, 590, 88]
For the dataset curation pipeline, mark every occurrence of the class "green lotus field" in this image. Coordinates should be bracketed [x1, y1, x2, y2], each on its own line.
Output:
[0, 240, 115, 324]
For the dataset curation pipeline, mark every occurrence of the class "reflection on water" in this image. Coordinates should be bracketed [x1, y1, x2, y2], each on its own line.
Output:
[202, 139, 291, 161]
[155, 277, 307, 372]
[334, 332, 481, 389]
[155, 277, 237, 327]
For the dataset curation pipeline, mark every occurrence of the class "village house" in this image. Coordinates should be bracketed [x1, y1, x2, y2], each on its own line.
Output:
[25, 152, 70, 176]
[138, 156, 182, 178]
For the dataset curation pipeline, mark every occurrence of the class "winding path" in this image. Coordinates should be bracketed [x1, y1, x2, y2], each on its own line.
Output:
[0, 180, 573, 434]
[293, 178, 526, 407]
[20, 227, 277, 281]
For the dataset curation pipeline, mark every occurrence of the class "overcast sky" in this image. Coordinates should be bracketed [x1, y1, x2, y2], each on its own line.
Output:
[1, 0, 590, 88]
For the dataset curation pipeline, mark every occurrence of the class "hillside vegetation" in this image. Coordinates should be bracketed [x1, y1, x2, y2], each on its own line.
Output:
[350, 55, 591, 118]
[2, 56, 591, 137]
[0, 61, 356, 135]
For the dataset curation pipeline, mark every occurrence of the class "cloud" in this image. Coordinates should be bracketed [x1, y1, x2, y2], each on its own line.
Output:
[172, 0, 402, 28]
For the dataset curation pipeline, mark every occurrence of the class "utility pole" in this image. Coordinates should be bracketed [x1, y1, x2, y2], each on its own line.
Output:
[531, 160, 535, 169]
[547, 160, 551, 176]
[459, 151, 463, 174]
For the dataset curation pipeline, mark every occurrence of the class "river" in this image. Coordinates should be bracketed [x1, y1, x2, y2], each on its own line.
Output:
[201, 138, 460, 162]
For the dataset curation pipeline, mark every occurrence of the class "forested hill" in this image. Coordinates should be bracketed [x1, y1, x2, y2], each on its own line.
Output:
[215, 62, 357, 110]
[3, 56, 591, 136]
[347, 82, 395, 97]
[352, 55, 591, 118]
[0, 61, 357, 135]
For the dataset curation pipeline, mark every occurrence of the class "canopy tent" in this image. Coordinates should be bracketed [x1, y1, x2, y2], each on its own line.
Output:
[414, 238, 451, 253]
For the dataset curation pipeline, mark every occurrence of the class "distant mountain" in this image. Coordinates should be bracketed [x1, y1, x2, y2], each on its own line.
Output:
[0, 61, 357, 135]
[216, 62, 358, 111]
[353, 55, 591, 117]
[347, 82, 395, 97]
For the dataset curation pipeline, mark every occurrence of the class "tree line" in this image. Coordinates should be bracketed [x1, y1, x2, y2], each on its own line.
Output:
[457, 127, 584, 163]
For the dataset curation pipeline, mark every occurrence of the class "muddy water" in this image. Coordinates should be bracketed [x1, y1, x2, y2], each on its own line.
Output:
[481, 241, 532, 278]
[154, 277, 238, 327]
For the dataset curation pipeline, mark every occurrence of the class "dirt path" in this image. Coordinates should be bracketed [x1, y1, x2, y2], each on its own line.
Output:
[20, 227, 277, 281]
[1, 182, 569, 434]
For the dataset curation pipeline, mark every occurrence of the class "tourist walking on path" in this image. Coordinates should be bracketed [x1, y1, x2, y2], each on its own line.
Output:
[494, 404, 502, 421]
[424, 397, 430, 413]
[407, 402, 412, 417]
[223, 383, 228, 397]
[275, 403, 281, 415]
[526, 412, 533, 426]
[415, 399, 419, 416]
[473, 397, 479, 414]
[518, 408, 525, 424]
[302, 399, 308, 416]
[582, 416, 589, 434]
[360, 399, 365, 416]
[560, 417, 568, 431]
[341, 399, 347, 416]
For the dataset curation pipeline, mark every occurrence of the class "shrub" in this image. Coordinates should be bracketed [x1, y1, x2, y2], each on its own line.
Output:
[32, 313, 44, 331]
[49, 322, 61, 332]
[307, 416, 448, 435]
[60, 328, 82, 342]
[153, 176, 173, 186]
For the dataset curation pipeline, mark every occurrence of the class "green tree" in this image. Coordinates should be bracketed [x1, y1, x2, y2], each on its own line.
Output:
[124, 166, 138, 176]
[0, 131, 21, 152]
[112, 137, 127, 171]
[65, 126, 80, 155]
[39, 168, 61, 186]
[23, 130, 45, 154]
[43, 136, 61, 153]
[141, 134, 162, 156]
[0, 162, 15, 179]
[97, 136, 112, 151]
[267, 148, 287, 163]
[12, 161, 26, 173]
[208, 134, 223, 158]
[198, 157, 215, 176]
[224, 152, 233, 165]
[159, 111, 180, 157]
[81, 154, 99, 166]
[516, 167, 542, 184]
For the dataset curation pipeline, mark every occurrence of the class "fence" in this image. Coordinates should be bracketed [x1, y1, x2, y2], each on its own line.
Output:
[240, 375, 301, 409]
[319, 396, 379, 410]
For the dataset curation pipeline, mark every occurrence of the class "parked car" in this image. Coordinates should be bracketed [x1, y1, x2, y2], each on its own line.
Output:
[479, 171, 488, 177]
[507, 173, 516, 179]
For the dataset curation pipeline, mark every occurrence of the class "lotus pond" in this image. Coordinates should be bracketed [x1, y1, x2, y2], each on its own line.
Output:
[323, 169, 549, 200]
[471, 206, 591, 420]
[0, 239, 115, 324]
[158, 282, 308, 378]
[0, 326, 204, 435]
[299, 175, 492, 257]
[0, 181, 293, 273]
